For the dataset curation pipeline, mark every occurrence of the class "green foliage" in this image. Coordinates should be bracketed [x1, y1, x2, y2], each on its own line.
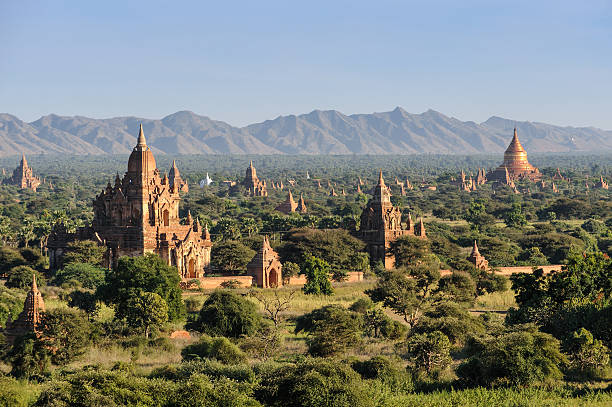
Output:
[282, 261, 300, 281]
[438, 271, 477, 305]
[39, 308, 92, 365]
[98, 254, 185, 321]
[54, 262, 105, 289]
[211, 240, 256, 274]
[457, 326, 567, 387]
[464, 199, 496, 232]
[301, 255, 333, 295]
[68, 289, 98, 317]
[504, 202, 528, 228]
[62, 240, 106, 266]
[6, 266, 46, 290]
[0, 285, 24, 327]
[124, 292, 169, 338]
[295, 305, 362, 356]
[388, 236, 437, 269]
[349, 297, 374, 313]
[351, 356, 414, 392]
[182, 335, 247, 364]
[151, 359, 256, 383]
[194, 290, 261, 338]
[411, 301, 484, 345]
[361, 308, 407, 340]
[3, 332, 49, 379]
[400, 330, 452, 373]
[255, 358, 371, 407]
[566, 328, 610, 378]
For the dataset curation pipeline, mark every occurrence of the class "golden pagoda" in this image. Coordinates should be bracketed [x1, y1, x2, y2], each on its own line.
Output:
[489, 128, 541, 183]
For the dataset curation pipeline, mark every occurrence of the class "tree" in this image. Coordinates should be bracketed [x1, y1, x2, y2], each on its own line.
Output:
[39, 308, 92, 366]
[566, 328, 610, 377]
[124, 292, 169, 338]
[210, 240, 255, 274]
[68, 290, 98, 319]
[63, 240, 106, 266]
[295, 305, 362, 357]
[464, 199, 496, 232]
[194, 290, 261, 338]
[388, 236, 435, 268]
[55, 262, 106, 289]
[98, 254, 185, 321]
[282, 261, 300, 284]
[457, 326, 567, 387]
[3, 333, 49, 378]
[437, 271, 477, 305]
[504, 202, 528, 228]
[249, 289, 296, 328]
[181, 335, 247, 364]
[366, 261, 440, 328]
[401, 330, 452, 374]
[301, 255, 333, 295]
[211, 218, 242, 240]
[6, 266, 46, 290]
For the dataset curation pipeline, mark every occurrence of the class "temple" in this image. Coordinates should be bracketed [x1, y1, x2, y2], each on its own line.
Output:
[595, 176, 609, 190]
[241, 161, 268, 196]
[359, 171, 424, 269]
[168, 160, 189, 193]
[488, 128, 541, 183]
[4, 153, 41, 191]
[47, 125, 212, 279]
[466, 241, 488, 270]
[3, 275, 45, 344]
[296, 194, 307, 213]
[246, 236, 283, 288]
[275, 190, 298, 214]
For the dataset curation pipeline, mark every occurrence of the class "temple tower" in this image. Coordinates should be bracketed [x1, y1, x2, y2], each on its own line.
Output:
[3, 275, 45, 344]
[247, 236, 283, 288]
[466, 241, 488, 270]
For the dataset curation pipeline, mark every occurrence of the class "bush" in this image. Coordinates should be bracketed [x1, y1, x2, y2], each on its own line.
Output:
[566, 328, 610, 379]
[184, 296, 204, 313]
[411, 301, 484, 345]
[351, 356, 414, 392]
[182, 336, 247, 364]
[151, 359, 256, 383]
[438, 271, 477, 305]
[193, 290, 261, 338]
[6, 266, 45, 290]
[399, 331, 452, 374]
[457, 326, 567, 387]
[255, 358, 372, 407]
[349, 297, 374, 313]
[54, 262, 105, 289]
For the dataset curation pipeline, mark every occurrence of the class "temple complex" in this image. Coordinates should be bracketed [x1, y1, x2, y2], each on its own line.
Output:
[359, 171, 424, 269]
[466, 241, 488, 270]
[275, 190, 298, 214]
[168, 160, 189, 193]
[595, 176, 609, 190]
[4, 154, 41, 191]
[246, 236, 283, 288]
[48, 125, 212, 279]
[3, 275, 45, 344]
[488, 128, 541, 183]
[241, 161, 268, 196]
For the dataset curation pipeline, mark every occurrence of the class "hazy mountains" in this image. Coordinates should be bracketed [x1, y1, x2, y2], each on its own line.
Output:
[0, 108, 610, 157]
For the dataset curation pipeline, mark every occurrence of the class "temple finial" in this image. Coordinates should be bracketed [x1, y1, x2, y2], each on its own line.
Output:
[137, 124, 147, 147]
[32, 273, 38, 291]
[378, 170, 384, 186]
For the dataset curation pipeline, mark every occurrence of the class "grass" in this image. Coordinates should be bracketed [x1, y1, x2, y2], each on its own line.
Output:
[473, 289, 517, 312]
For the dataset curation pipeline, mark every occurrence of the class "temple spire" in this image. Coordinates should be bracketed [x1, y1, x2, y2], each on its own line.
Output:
[378, 170, 385, 186]
[32, 273, 38, 291]
[471, 240, 480, 256]
[137, 124, 147, 148]
[21, 153, 27, 167]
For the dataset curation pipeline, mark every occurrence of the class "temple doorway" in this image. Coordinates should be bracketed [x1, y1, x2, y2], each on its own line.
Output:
[188, 259, 196, 278]
[268, 268, 279, 288]
[163, 209, 169, 226]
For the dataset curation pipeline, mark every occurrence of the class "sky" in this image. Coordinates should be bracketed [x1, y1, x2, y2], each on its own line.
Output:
[1, 0, 611, 128]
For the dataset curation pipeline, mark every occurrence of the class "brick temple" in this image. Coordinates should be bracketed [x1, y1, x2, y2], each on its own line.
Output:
[4, 153, 41, 191]
[489, 128, 541, 183]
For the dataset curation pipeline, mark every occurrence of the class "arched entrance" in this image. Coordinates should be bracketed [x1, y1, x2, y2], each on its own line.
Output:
[188, 259, 196, 278]
[268, 268, 279, 288]
[163, 209, 169, 226]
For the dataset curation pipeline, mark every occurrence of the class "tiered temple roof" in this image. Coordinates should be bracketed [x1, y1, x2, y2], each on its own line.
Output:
[488, 128, 541, 183]
[3, 153, 41, 191]
[3, 275, 45, 344]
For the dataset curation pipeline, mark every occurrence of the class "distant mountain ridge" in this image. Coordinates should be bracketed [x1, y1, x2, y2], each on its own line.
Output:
[0, 108, 610, 156]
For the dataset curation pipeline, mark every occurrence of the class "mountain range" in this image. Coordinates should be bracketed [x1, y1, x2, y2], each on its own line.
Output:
[0, 108, 610, 156]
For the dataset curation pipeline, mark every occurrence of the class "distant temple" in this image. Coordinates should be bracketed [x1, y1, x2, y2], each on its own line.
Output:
[241, 161, 268, 196]
[488, 128, 541, 183]
[247, 236, 283, 288]
[3, 275, 45, 344]
[275, 190, 298, 214]
[595, 176, 609, 190]
[4, 154, 41, 191]
[48, 125, 212, 278]
[466, 241, 488, 270]
[296, 194, 307, 213]
[359, 171, 425, 269]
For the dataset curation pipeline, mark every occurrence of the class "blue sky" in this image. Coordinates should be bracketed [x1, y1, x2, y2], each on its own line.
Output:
[1, 0, 611, 128]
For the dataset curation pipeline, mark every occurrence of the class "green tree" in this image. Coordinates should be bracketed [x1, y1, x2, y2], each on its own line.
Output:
[210, 240, 255, 274]
[464, 199, 496, 232]
[39, 308, 92, 366]
[211, 218, 242, 240]
[55, 262, 106, 289]
[181, 335, 247, 364]
[194, 290, 261, 338]
[6, 266, 46, 290]
[3, 333, 49, 379]
[282, 261, 300, 284]
[401, 330, 452, 374]
[125, 292, 169, 338]
[566, 328, 610, 377]
[68, 290, 98, 319]
[438, 271, 477, 304]
[504, 202, 528, 228]
[301, 255, 333, 295]
[295, 305, 362, 357]
[98, 254, 185, 321]
[63, 240, 106, 266]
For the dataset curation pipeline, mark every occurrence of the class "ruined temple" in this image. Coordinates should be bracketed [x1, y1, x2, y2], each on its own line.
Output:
[48, 125, 212, 279]
[4, 154, 41, 191]
[241, 161, 268, 197]
[3, 275, 45, 344]
[488, 128, 541, 183]
[247, 236, 283, 288]
[275, 190, 298, 214]
[359, 171, 424, 269]
[466, 241, 488, 270]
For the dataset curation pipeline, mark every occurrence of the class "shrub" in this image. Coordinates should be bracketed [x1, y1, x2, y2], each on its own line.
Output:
[566, 328, 610, 379]
[54, 262, 105, 289]
[182, 336, 247, 364]
[6, 266, 45, 290]
[194, 290, 261, 338]
[457, 326, 567, 387]
[399, 331, 452, 374]
[351, 356, 414, 392]
[349, 297, 374, 313]
[151, 359, 256, 383]
[255, 358, 372, 407]
[184, 296, 204, 313]
[438, 271, 477, 305]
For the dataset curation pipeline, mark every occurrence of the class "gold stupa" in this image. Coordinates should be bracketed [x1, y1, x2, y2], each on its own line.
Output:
[489, 128, 541, 183]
